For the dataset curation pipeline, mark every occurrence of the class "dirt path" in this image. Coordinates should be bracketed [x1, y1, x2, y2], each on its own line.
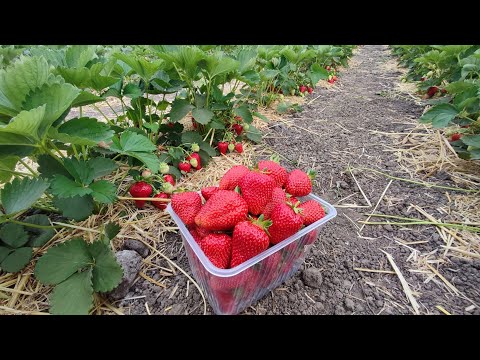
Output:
[120, 45, 480, 315]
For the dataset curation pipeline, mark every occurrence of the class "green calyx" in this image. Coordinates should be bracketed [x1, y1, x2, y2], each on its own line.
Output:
[307, 169, 316, 181]
[269, 154, 281, 164]
[250, 214, 272, 235]
[234, 185, 242, 195]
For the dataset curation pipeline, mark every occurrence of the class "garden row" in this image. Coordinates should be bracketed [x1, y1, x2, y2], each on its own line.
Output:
[391, 45, 480, 160]
[0, 45, 354, 314]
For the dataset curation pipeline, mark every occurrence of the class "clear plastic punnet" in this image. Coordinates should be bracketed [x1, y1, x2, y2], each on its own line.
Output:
[167, 193, 337, 315]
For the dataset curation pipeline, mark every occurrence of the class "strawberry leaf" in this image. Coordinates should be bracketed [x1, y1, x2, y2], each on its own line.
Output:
[234, 105, 253, 124]
[88, 157, 118, 179]
[63, 158, 95, 185]
[37, 154, 72, 180]
[54, 117, 115, 146]
[0, 223, 29, 248]
[420, 104, 459, 128]
[123, 83, 143, 99]
[0, 247, 32, 273]
[53, 195, 94, 221]
[88, 180, 117, 204]
[49, 268, 94, 315]
[23, 214, 55, 247]
[35, 237, 93, 285]
[0, 155, 18, 183]
[0, 246, 11, 263]
[1, 177, 49, 215]
[71, 91, 105, 107]
[104, 222, 121, 242]
[115, 130, 157, 153]
[88, 241, 123, 293]
[253, 112, 269, 122]
[308, 63, 329, 84]
[50, 175, 93, 198]
[461, 134, 480, 148]
[192, 107, 214, 125]
[245, 125, 262, 143]
[169, 98, 194, 122]
[124, 151, 160, 173]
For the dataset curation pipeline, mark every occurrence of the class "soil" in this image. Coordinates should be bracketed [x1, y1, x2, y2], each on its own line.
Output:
[116, 45, 480, 315]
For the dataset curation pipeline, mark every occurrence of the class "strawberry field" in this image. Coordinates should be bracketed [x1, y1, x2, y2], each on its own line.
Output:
[0, 45, 479, 315]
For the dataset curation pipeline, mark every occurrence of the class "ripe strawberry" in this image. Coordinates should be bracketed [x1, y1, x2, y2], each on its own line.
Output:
[152, 192, 169, 210]
[450, 133, 462, 142]
[328, 79, 334, 84]
[420, 77, 426, 82]
[178, 161, 191, 174]
[426, 86, 439, 98]
[305, 228, 320, 246]
[201, 186, 219, 201]
[326, 66, 331, 71]
[231, 216, 272, 268]
[441, 88, 447, 94]
[228, 142, 235, 152]
[219, 165, 249, 190]
[200, 233, 232, 269]
[187, 152, 202, 170]
[332, 75, 337, 81]
[218, 141, 228, 155]
[129, 181, 153, 209]
[238, 171, 276, 216]
[285, 169, 315, 197]
[195, 226, 212, 239]
[269, 203, 304, 245]
[195, 190, 248, 231]
[234, 143, 243, 154]
[167, 122, 174, 128]
[307, 87, 313, 94]
[286, 194, 299, 206]
[298, 200, 325, 225]
[171, 192, 202, 227]
[232, 124, 243, 136]
[234, 115, 243, 122]
[163, 174, 175, 186]
[258, 160, 287, 187]
[189, 227, 203, 245]
[299, 85, 307, 93]
[263, 187, 287, 219]
[191, 117, 198, 129]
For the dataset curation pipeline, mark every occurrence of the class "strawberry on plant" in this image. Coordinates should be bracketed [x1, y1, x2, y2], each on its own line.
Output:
[201, 186, 219, 201]
[218, 141, 228, 155]
[426, 86, 439, 98]
[179, 161, 191, 174]
[219, 165, 249, 190]
[243, 123, 250, 131]
[228, 143, 235, 152]
[234, 115, 243, 122]
[269, 203, 304, 245]
[328, 79, 334, 84]
[235, 143, 243, 154]
[163, 174, 175, 186]
[192, 117, 198, 130]
[298, 200, 325, 225]
[171, 192, 202, 227]
[141, 169, 152, 179]
[230, 216, 272, 268]
[191, 143, 200, 152]
[200, 233, 232, 269]
[159, 162, 170, 174]
[152, 192, 169, 210]
[285, 169, 315, 197]
[326, 66, 331, 71]
[167, 122, 174, 128]
[258, 159, 287, 187]
[441, 88, 447, 94]
[450, 133, 462, 142]
[162, 182, 174, 194]
[232, 124, 243, 136]
[299, 85, 307, 93]
[195, 190, 248, 231]
[238, 171, 276, 216]
[187, 155, 198, 169]
[332, 75, 337, 81]
[190, 152, 202, 170]
[129, 181, 153, 209]
[307, 87, 313, 94]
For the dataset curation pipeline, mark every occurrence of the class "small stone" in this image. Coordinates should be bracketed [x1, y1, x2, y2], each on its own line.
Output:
[123, 239, 149, 258]
[343, 279, 352, 289]
[315, 302, 325, 312]
[337, 181, 349, 189]
[356, 304, 365, 312]
[168, 304, 186, 315]
[345, 298, 355, 311]
[288, 293, 297, 302]
[335, 290, 344, 299]
[376, 300, 384, 307]
[108, 250, 142, 300]
[335, 304, 346, 315]
[383, 224, 393, 232]
[302, 268, 323, 289]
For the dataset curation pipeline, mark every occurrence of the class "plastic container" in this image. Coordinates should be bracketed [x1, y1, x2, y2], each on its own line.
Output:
[167, 193, 337, 315]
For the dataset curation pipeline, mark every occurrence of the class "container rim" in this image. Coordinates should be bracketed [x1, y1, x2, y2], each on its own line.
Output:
[167, 192, 337, 278]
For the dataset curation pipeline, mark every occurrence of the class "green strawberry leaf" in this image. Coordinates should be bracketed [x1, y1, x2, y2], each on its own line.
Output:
[37, 154, 72, 180]
[0, 246, 12, 263]
[0, 223, 29, 248]
[309, 63, 329, 84]
[0, 155, 18, 183]
[88, 241, 123, 293]
[234, 104, 253, 124]
[50, 175, 93, 198]
[53, 195, 94, 221]
[123, 83, 143, 99]
[71, 91, 105, 107]
[169, 98, 194, 122]
[56, 117, 114, 146]
[181, 131, 203, 145]
[63, 158, 95, 185]
[1, 177, 49, 215]
[0, 247, 32, 273]
[88, 180, 117, 204]
[461, 134, 480, 148]
[420, 103, 459, 128]
[88, 157, 118, 179]
[253, 112, 269, 122]
[192, 107, 214, 125]
[49, 268, 94, 315]
[23, 214, 55, 247]
[104, 222, 121, 242]
[112, 130, 157, 153]
[245, 125, 262, 143]
[35, 237, 93, 285]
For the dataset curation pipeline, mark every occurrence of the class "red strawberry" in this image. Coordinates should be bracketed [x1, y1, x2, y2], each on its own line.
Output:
[420, 77, 426, 82]
[234, 115, 243, 122]
[326, 66, 331, 71]
[332, 75, 337, 81]
[305, 228, 320, 246]
[187, 152, 202, 170]
[191, 117, 198, 129]
[258, 160, 287, 187]
[219, 165, 249, 190]
[234, 143, 243, 154]
[218, 141, 228, 155]
[263, 187, 287, 219]
[285, 169, 315, 197]
[298, 200, 325, 225]
[441, 88, 447, 94]
[152, 192, 169, 210]
[307, 87, 313, 94]
[426, 86, 439, 98]
[189, 228, 203, 245]
[178, 161, 191, 174]
[201, 186, 219, 201]
[299, 85, 307, 93]
[200, 233, 232, 269]
[232, 124, 243, 136]
[167, 122, 174, 128]
[129, 181, 153, 209]
[163, 174, 175, 186]
[238, 171, 276, 216]
[195, 190, 248, 231]
[269, 203, 304, 245]
[450, 133, 462, 142]
[171, 192, 202, 227]
[286, 194, 299, 206]
[328, 79, 334, 84]
[195, 226, 212, 239]
[230, 216, 272, 268]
